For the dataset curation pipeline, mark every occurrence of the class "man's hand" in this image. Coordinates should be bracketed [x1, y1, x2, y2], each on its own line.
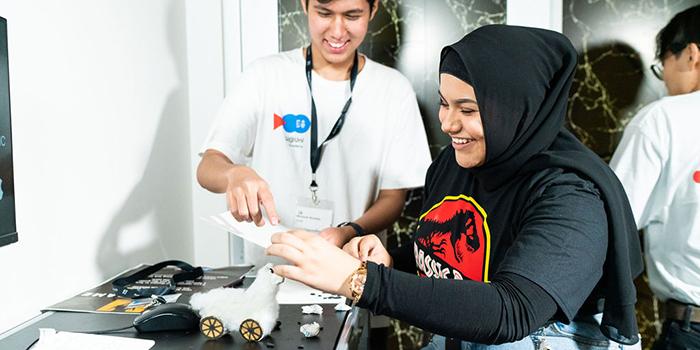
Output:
[319, 226, 356, 247]
[197, 150, 280, 226]
[224, 164, 280, 226]
[343, 235, 392, 267]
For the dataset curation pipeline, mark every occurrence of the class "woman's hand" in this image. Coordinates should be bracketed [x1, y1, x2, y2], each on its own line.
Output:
[266, 230, 361, 298]
[343, 235, 392, 267]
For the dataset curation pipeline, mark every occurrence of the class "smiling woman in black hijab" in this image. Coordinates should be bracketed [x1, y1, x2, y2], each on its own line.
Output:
[266, 25, 644, 349]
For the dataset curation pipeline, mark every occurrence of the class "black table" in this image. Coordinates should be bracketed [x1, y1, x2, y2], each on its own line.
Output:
[0, 304, 368, 349]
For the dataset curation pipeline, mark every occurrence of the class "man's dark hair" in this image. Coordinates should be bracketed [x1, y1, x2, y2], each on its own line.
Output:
[656, 5, 700, 60]
[306, 0, 376, 13]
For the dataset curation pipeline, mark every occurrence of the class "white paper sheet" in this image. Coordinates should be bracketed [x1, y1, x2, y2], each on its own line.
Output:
[276, 279, 344, 305]
[204, 211, 290, 248]
[31, 329, 154, 350]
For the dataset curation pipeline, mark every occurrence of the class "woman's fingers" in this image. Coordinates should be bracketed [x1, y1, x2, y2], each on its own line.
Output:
[267, 230, 323, 264]
[266, 243, 305, 265]
[268, 233, 364, 298]
[287, 229, 319, 241]
[359, 238, 375, 261]
[342, 237, 362, 259]
[271, 264, 305, 282]
[270, 231, 308, 253]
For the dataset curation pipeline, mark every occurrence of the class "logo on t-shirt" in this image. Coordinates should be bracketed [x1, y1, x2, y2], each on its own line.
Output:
[414, 195, 491, 282]
[274, 113, 310, 149]
[694, 171, 700, 184]
[273, 113, 310, 133]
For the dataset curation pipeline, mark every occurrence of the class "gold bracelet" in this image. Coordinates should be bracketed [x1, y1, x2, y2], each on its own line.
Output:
[349, 261, 368, 306]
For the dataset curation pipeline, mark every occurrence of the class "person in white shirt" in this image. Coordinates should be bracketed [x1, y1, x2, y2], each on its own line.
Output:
[610, 5, 700, 349]
[196, 0, 431, 266]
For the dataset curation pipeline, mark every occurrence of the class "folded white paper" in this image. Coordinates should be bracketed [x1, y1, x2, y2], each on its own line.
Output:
[204, 211, 290, 248]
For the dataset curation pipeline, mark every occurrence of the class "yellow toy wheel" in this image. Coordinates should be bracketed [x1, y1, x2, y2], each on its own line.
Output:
[239, 318, 263, 342]
[200, 316, 226, 339]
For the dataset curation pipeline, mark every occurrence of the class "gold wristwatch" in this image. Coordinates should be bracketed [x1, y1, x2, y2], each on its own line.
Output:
[348, 261, 368, 306]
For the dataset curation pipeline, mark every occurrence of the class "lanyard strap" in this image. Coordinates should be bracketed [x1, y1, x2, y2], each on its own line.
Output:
[305, 45, 358, 202]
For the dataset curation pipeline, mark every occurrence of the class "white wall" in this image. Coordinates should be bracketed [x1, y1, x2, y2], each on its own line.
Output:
[0, 0, 193, 332]
[186, 0, 230, 269]
[188, 0, 278, 267]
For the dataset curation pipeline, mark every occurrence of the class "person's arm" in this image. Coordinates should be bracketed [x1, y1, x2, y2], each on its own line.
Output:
[355, 188, 406, 234]
[196, 56, 280, 226]
[267, 230, 556, 344]
[609, 123, 664, 229]
[320, 189, 406, 246]
[197, 149, 239, 193]
[321, 77, 431, 246]
[197, 149, 279, 226]
[361, 264, 557, 344]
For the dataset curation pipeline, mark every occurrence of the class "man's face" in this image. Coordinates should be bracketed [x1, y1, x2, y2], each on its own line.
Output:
[662, 43, 700, 96]
[303, 0, 376, 66]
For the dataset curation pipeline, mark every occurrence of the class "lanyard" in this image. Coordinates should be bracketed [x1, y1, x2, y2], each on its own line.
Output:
[305, 45, 359, 204]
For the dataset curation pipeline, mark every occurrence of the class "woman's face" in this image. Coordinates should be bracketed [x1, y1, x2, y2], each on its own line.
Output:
[439, 73, 486, 168]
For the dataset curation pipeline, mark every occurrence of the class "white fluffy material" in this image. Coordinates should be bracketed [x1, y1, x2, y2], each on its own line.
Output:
[190, 264, 283, 339]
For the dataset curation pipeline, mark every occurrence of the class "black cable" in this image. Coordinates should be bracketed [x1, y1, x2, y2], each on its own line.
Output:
[24, 337, 39, 350]
[25, 325, 135, 349]
[83, 325, 135, 334]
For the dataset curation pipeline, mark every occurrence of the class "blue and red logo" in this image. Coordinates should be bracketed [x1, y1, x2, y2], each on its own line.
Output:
[274, 113, 311, 133]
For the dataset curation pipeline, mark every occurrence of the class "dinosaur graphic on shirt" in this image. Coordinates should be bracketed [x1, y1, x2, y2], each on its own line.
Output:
[418, 209, 480, 263]
[416, 195, 491, 282]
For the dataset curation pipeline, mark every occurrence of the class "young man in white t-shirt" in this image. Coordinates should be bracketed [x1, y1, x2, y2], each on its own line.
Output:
[197, 0, 431, 262]
[610, 5, 700, 349]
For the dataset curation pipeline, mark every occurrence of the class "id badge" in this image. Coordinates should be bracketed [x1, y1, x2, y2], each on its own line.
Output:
[295, 197, 334, 232]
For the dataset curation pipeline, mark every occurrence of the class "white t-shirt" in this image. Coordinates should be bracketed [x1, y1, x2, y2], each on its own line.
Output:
[201, 48, 432, 264]
[610, 90, 700, 305]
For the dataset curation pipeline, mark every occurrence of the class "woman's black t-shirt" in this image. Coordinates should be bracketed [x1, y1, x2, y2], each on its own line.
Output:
[358, 147, 609, 343]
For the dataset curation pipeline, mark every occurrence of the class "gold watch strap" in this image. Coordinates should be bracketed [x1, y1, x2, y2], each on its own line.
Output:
[349, 261, 368, 306]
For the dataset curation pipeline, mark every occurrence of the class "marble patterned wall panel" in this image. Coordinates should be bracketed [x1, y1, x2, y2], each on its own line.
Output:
[563, 0, 700, 160]
[563, 1, 700, 349]
[279, 1, 506, 349]
[279, 0, 506, 153]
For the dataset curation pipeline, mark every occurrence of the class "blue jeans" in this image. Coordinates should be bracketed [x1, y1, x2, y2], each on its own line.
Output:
[422, 314, 642, 350]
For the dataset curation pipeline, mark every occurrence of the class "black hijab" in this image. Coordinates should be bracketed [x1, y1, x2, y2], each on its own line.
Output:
[440, 25, 643, 344]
